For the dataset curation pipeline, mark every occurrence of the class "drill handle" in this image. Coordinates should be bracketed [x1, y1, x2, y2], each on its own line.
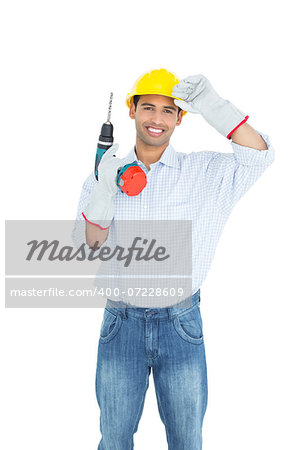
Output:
[94, 144, 112, 180]
[94, 122, 114, 180]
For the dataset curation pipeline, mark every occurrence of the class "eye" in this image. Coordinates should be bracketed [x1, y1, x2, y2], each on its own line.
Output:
[164, 109, 172, 114]
[144, 107, 153, 110]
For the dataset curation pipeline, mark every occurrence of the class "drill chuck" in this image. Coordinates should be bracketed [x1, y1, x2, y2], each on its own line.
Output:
[98, 122, 114, 147]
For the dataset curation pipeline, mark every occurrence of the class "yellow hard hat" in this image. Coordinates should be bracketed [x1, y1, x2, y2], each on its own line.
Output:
[126, 68, 188, 116]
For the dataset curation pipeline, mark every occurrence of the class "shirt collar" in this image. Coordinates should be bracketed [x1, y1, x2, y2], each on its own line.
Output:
[122, 143, 180, 169]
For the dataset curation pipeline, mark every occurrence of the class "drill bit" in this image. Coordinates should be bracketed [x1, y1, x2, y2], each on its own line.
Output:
[107, 92, 113, 123]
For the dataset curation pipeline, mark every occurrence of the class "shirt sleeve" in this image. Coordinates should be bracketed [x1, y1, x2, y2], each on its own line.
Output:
[72, 171, 115, 271]
[71, 172, 104, 255]
[204, 129, 275, 216]
[74, 172, 97, 222]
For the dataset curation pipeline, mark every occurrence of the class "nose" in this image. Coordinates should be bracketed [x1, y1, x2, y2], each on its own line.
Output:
[149, 109, 165, 125]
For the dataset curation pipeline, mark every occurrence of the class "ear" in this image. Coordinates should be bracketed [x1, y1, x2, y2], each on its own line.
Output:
[176, 110, 183, 126]
[129, 102, 136, 119]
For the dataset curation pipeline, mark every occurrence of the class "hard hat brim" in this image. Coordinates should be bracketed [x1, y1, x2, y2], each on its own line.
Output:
[126, 92, 187, 116]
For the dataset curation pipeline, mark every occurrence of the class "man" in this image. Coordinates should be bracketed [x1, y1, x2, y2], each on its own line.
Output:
[73, 68, 275, 449]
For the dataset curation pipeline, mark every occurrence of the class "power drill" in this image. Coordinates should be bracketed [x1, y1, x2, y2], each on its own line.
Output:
[94, 92, 147, 196]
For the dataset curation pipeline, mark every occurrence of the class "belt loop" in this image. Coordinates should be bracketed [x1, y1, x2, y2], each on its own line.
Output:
[167, 306, 173, 322]
[124, 304, 128, 319]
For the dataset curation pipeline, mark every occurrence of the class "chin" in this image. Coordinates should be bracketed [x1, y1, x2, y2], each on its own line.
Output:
[148, 140, 167, 146]
[144, 136, 169, 146]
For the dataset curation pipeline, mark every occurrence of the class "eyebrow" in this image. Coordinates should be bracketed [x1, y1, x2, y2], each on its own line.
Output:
[140, 102, 177, 112]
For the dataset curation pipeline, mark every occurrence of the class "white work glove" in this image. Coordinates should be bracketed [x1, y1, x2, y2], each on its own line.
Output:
[172, 74, 248, 139]
[82, 143, 123, 229]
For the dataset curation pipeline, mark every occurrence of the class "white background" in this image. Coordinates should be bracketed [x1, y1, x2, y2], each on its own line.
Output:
[1, 0, 300, 449]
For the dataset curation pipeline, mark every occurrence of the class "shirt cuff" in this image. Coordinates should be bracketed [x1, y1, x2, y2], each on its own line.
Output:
[231, 129, 275, 166]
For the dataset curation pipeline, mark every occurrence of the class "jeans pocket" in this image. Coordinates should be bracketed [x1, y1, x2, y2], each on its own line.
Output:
[99, 308, 123, 343]
[173, 305, 204, 345]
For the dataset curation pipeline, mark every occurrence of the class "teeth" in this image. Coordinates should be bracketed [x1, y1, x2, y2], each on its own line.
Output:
[148, 127, 163, 133]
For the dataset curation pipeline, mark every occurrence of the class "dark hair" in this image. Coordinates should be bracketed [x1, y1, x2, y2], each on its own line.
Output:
[133, 95, 182, 116]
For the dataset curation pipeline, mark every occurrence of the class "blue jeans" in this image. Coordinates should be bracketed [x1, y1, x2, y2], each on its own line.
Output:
[95, 289, 208, 450]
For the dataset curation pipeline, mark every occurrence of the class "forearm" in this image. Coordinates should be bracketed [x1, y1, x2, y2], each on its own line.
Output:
[229, 122, 268, 151]
[85, 222, 109, 249]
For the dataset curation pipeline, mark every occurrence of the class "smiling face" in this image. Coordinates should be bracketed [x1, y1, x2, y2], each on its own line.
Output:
[129, 94, 183, 148]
